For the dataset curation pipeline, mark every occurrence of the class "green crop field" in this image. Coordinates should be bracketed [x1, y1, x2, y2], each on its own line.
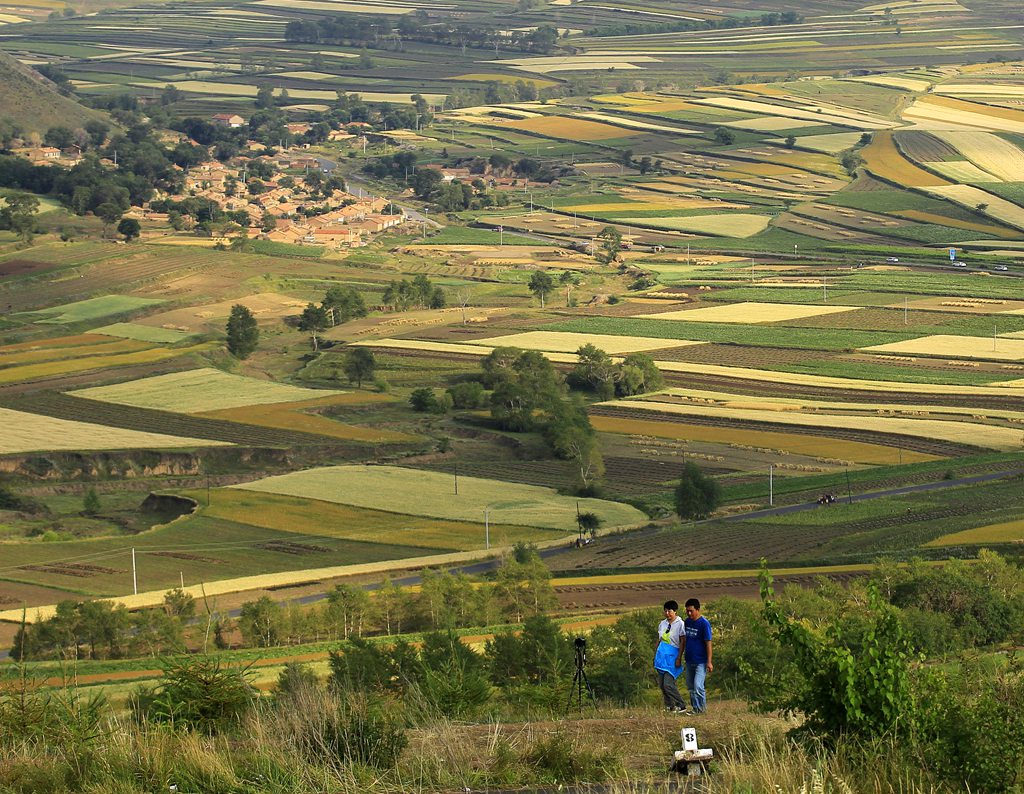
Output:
[72, 369, 345, 413]
[189, 489, 560, 550]
[17, 296, 165, 325]
[232, 465, 647, 531]
[544, 317, 917, 351]
[90, 324, 198, 344]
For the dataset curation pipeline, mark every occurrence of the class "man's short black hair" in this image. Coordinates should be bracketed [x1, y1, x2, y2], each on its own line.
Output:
[663, 600, 678, 611]
[685, 598, 701, 610]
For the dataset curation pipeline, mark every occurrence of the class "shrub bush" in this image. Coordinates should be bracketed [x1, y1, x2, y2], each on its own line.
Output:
[131, 657, 257, 733]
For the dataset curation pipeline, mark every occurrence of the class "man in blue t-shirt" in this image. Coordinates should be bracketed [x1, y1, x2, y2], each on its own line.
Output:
[683, 598, 713, 714]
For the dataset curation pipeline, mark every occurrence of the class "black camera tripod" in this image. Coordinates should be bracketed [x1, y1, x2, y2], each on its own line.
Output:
[565, 637, 597, 715]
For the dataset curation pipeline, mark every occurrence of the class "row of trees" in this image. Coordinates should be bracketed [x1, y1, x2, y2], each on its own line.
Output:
[12, 548, 554, 660]
[296, 285, 370, 351]
[590, 9, 801, 37]
[11, 588, 196, 661]
[284, 14, 559, 55]
[239, 549, 554, 649]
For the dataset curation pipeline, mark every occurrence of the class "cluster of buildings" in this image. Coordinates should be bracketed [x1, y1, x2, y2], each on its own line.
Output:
[136, 117, 406, 249]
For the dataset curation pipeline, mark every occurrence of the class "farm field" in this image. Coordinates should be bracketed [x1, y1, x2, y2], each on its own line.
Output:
[604, 397, 1019, 451]
[190, 489, 558, 551]
[0, 406, 230, 454]
[72, 368, 345, 413]
[589, 414, 935, 466]
[16, 296, 164, 325]
[550, 473, 1024, 571]
[231, 465, 648, 531]
[463, 331, 696, 355]
[861, 334, 1024, 361]
[635, 303, 858, 324]
[3, 0, 1024, 645]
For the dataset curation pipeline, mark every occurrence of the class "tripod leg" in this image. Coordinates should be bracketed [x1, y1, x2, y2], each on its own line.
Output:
[580, 669, 597, 707]
[565, 667, 582, 714]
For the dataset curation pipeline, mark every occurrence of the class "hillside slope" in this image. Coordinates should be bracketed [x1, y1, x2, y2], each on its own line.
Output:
[0, 50, 107, 135]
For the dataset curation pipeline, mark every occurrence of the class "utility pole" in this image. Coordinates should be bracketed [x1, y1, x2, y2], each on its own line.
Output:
[769, 465, 774, 507]
[131, 548, 138, 596]
[454, 460, 458, 495]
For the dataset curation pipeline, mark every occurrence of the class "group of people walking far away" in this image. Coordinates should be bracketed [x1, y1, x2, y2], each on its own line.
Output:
[654, 599, 713, 715]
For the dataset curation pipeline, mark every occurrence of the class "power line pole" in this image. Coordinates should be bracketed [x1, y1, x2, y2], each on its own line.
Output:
[132, 547, 138, 596]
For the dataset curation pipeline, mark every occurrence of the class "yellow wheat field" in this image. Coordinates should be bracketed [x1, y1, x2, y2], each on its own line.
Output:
[894, 210, 1016, 237]
[589, 414, 936, 464]
[0, 344, 210, 385]
[784, 132, 872, 154]
[251, 0, 415, 13]
[653, 359, 1024, 396]
[633, 302, 857, 324]
[861, 334, 1024, 361]
[274, 70, 336, 81]
[934, 84, 1024, 97]
[466, 331, 696, 355]
[693, 96, 894, 129]
[197, 396, 414, 443]
[353, 338, 588, 364]
[0, 407, 230, 454]
[924, 160, 1000, 182]
[722, 116, 822, 131]
[862, 131, 950, 187]
[932, 131, 1024, 181]
[506, 115, 638, 140]
[845, 74, 932, 92]
[655, 386, 1024, 423]
[603, 398, 1024, 450]
[921, 185, 1024, 230]
[903, 97, 1024, 133]
[617, 214, 771, 237]
[926, 518, 1024, 546]
[571, 112, 698, 134]
[73, 368, 344, 413]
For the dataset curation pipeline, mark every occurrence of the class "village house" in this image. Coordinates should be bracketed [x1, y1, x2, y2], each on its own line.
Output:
[211, 113, 245, 128]
[20, 146, 62, 163]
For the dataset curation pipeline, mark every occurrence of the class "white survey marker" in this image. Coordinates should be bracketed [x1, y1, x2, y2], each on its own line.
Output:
[673, 727, 714, 778]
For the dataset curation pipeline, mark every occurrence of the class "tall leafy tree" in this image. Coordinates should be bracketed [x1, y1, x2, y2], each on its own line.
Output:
[675, 461, 722, 520]
[117, 217, 141, 241]
[595, 225, 621, 265]
[298, 302, 329, 351]
[528, 270, 554, 308]
[571, 344, 617, 399]
[342, 347, 376, 387]
[225, 304, 259, 359]
[322, 285, 367, 326]
[542, 397, 605, 491]
[489, 349, 563, 431]
[0, 192, 39, 244]
[616, 352, 664, 396]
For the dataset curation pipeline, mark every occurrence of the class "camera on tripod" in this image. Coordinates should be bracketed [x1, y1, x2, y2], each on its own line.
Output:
[566, 636, 595, 714]
[574, 636, 586, 663]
